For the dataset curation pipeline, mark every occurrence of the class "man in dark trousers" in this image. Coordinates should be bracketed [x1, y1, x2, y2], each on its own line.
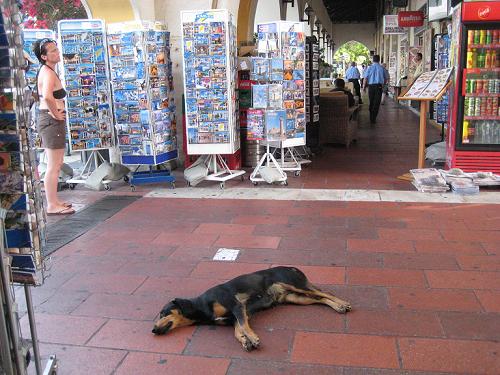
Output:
[363, 55, 388, 124]
[345, 62, 362, 104]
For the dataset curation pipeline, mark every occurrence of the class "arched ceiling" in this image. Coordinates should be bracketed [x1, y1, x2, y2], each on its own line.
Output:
[323, 0, 378, 23]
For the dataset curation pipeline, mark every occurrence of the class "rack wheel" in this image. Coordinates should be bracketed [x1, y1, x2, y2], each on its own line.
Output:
[252, 181, 258, 186]
[130, 185, 136, 192]
[241, 175, 245, 181]
[104, 184, 111, 191]
[170, 182, 175, 189]
[123, 175, 130, 183]
[282, 180, 288, 186]
[69, 183, 76, 190]
[186, 181, 191, 187]
[294, 170, 301, 177]
[220, 182, 225, 189]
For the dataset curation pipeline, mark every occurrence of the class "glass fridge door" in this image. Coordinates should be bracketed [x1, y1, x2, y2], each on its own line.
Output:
[459, 25, 500, 148]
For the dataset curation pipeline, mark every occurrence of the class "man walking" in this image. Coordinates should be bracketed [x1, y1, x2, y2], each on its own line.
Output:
[345, 62, 362, 104]
[363, 55, 388, 124]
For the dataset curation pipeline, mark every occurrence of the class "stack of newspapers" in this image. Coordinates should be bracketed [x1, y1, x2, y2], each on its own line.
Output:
[410, 168, 449, 193]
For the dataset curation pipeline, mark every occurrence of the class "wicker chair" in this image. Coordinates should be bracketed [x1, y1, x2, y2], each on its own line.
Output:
[319, 92, 359, 147]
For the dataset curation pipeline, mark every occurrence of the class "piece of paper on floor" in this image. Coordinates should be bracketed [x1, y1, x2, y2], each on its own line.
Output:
[213, 248, 240, 261]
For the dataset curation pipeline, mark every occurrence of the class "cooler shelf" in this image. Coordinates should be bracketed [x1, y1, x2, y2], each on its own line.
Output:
[464, 115, 500, 120]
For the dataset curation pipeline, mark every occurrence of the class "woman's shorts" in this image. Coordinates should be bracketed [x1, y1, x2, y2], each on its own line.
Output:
[37, 109, 66, 149]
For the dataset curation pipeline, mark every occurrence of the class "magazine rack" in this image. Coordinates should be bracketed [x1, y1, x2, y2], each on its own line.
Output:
[181, 10, 245, 187]
[398, 68, 453, 168]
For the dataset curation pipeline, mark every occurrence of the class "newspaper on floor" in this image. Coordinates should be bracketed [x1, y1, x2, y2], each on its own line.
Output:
[410, 168, 449, 193]
[440, 168, 500, 187]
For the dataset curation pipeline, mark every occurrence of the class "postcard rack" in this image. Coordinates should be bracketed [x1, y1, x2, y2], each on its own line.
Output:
[57, 19, 114, 188]
[107, 21, 177, 189]
[181, 9, 245, 187]
[0, 1, 56, 373]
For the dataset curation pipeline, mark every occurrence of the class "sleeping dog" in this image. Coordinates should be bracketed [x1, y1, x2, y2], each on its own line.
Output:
[152, 266, 351, 351]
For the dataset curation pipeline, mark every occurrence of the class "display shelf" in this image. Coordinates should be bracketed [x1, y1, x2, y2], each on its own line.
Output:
[464, 115, 500, 120]
[464, 93, 500, 97]
[467, 43, 500, 49]
[465, 67, 500, 73]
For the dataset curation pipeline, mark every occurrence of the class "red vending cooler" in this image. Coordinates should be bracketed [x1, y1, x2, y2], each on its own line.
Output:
[446, 1, 500, 173]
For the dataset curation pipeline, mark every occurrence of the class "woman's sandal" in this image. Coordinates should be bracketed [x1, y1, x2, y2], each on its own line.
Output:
[47, 207, 75, 216]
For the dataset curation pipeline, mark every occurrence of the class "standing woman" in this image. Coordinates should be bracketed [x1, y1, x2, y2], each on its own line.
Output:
[33, 38, 74, 215]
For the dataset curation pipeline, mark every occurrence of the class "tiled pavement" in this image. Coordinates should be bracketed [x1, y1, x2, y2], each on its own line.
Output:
[18, 100, 500, 374]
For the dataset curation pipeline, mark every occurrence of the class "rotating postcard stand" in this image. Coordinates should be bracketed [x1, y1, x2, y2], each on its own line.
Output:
[255, 21, 309, 176]
[57, 19, 115, 189]
[249, 109, 288, 185]
[181, 9, 245, 188]
[107, 21, 177, 190]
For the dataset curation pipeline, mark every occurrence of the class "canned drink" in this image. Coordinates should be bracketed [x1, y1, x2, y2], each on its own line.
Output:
[468, 97, 475, 116]
[496, 79, 500, 94]
[486, 97, 493, 116]
[494, 30, 499, 45]
[474, 30, 480, 44]
[475, 97, 481, 116]
[480, 30, 486, 45]
[468, 30, 475, 45]
[476, 79, 483, 94]
[481, 98, 487, 115]
[488, 79, 495, 94]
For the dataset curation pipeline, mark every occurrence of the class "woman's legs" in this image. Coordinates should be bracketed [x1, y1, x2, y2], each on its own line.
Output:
[45, 148, 68, 213]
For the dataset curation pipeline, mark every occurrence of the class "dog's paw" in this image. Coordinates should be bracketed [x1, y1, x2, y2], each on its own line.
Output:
[241, 337, 254, 351]
[248, 334, 260, 349]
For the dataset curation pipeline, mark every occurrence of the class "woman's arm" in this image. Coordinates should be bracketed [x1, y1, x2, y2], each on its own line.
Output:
[41, 69, 65, 121]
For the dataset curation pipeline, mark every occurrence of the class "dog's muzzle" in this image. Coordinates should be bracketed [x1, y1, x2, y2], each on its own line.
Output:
[152, 320, 172, 335]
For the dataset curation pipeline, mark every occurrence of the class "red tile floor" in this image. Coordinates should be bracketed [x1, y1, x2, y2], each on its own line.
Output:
[19, 100, 500, 374]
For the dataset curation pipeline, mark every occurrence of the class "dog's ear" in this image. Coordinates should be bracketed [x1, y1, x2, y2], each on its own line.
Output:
[172, 298, 194, 316]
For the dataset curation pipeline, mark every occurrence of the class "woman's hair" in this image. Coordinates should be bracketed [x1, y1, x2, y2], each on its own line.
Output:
[33, 38, 55, 64]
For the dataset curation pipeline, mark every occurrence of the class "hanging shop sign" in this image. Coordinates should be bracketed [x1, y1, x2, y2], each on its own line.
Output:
[398, 11, 425, 27]
[383, 15, 405, 34]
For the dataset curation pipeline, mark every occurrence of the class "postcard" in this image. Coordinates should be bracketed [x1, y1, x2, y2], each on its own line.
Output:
[268, 84, 282, 108]
[247, 109, 265, 141]
[252, 84, 268, 109]
[265, 109, 286, 141]
[251, 58, 270, 81]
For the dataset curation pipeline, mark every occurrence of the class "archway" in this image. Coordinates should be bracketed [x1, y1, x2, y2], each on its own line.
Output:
[334, 40, 370, 76]
[83, 0, 138, 23]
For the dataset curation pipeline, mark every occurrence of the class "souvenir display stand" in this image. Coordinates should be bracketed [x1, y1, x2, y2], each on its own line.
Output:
[181, 9, 245, 188]
[57, 19, 114, 188]
[399, 68, 453, 168]
[107, 21, 177, 189]
[1, 1, 56, 373]
[253, 21, 309, 175]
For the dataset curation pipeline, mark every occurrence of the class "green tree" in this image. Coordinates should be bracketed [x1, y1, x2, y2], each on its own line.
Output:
[334, 41, 370, 65]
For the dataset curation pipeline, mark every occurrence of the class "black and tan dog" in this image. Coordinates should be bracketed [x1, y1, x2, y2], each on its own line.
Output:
[152, 266, 351, 351]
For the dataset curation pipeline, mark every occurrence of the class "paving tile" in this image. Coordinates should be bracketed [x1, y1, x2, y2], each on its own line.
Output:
[383, 253, 459, 270]
[348, 268, 426, 288]
[193, 223, 255, 235]
[291, 332, 399, 369]
[475, 290, 500, 312]
[71, 293, 159, 320]
[185, 326, 293, 361]
[50, 254, 131, 276]
[481, 242, 500, 255]
[32, 343, 126, 375]
[87, 319, 195, 354]
[20, 313, 105, 345]
[227, 359, 343, 375]
[347, 239, 415, 253]
[252, 223, 318, 238]
[441, 229, 500, 243]
[117, 258, 196, 278]
[346, 309, 443, 337]
[190, 261, 269, 279]
[324, 285, 389, 310]
[153, 232, 219, 247]
[115, 352, 230, 375]
[456, 255, 500, 271]
[134, 276, 222, 298]
[378, 228, 443, 241]
[389, 287, 482, 312]
[167, 245, 218, 263]
[61, 274, 147, 294]
[414, 240, 486, 255]
[236, 248, 347, 267]
[232, 214, 289, 225]
[438, 311, 500, 340]
[252, 304, 344, 333]
[278, 237, 346, 252]
[425, 270, 500, 290]
[399, 337, 500, 374]
[276, 265, 345, 285]
[215, 234, 281, 249]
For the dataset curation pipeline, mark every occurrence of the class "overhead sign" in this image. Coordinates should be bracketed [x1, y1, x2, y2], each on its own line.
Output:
[462, 1, 500, 22]
[398, 11, 425, 27]
[383, 15, 405, 34]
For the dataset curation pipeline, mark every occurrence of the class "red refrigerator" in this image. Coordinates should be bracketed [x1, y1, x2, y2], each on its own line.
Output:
[446, 1, 500, 173]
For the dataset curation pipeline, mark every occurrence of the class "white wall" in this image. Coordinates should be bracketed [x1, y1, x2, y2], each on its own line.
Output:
[332, 23, 375, 53]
